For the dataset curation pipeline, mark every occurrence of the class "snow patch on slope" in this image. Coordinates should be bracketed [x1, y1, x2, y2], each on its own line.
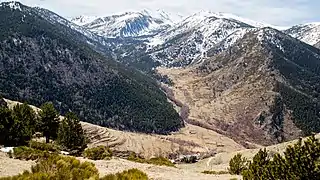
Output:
[286, 23, 320, 45]
[256, 28, 285, 52]
[212, 12, 288, 30]
[79, 10, 175, 38]
[0, 1, 22, 11]
[70, 15, 98, 26]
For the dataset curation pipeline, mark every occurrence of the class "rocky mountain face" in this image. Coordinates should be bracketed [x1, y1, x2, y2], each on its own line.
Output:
[158, 27, 320, 146]
[146, 11, 256, 67]
[0, 1, 183, 134]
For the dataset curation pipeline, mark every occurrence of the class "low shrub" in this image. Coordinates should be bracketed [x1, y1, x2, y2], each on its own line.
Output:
[11, 146, 53, 161]
[181, 155, 198, 164]
[28, 141, 60, 153]
[100, 168, 148, 180]
[83, 146, 113, 160]
[0, 155, 99, 180]
[128, 152, 174, 167]
[148, 157, 175, 167]
[202, 170, 229, 175]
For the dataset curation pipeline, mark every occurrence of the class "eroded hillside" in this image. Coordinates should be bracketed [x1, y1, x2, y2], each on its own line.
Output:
[158, 28, 320, 146]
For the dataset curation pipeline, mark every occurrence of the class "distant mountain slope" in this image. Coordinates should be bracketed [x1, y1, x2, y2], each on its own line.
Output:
[284, 23, 320, 46]
[145, 11, 255, 67]
[69, 10, 288, 71]
[158, 27, 320, 145]
[75, 10, 172, 38]
[0, 1, 183, 134]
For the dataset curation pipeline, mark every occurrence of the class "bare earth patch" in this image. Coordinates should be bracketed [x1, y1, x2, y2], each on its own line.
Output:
[0, 152, 35, 177]
[79, 157, 241, 180]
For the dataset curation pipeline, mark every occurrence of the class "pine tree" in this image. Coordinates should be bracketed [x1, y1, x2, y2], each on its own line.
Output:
[57, 112, 87, 154]
[242, 149, 270, 180]
[0, 103, 36, 146]
[228, 153, 248, 175]
[39, 102, 59, 143]
[0, 106, 13, 145]
[240, 135, 320, 180]
[12, 103, 37, 136]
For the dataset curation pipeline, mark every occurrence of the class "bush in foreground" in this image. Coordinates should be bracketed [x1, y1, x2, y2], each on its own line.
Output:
[10, 146, 53, 161]
[83, 146, 113, 160]
[1, 154, 149, 180]
[28, 141, 60, 153]
[0, 155, 99, 180]
[100, 168, 148, 180]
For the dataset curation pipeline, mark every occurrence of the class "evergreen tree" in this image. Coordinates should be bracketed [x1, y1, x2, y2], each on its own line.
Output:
[0, 106, 13, 145]
[242, 149, 270, 180]
[57, 112, 87, 154]
[239, 135, 320, 180]
[39, 102, 59, 143]
[0, 103, 36, 146]
[12, 103, 37, 136]
[228, 153, 248, 175]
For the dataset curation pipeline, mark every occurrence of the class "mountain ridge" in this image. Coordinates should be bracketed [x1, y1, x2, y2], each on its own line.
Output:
[0, 1, 183, 134]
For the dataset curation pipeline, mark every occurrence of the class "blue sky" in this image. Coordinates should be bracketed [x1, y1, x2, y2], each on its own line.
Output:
[1, 0, 319, 26]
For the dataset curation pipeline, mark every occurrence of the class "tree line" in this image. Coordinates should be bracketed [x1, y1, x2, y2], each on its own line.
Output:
[0, 99, 86, 153]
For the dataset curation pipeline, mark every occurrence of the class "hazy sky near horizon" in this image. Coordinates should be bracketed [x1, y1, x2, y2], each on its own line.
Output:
[1, 0, 319, 26]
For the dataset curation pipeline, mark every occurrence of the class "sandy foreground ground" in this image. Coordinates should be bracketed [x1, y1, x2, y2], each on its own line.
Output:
[0, 151, 240, 180]
[0, 152, 35, 177]
[81, 157, 241, 180]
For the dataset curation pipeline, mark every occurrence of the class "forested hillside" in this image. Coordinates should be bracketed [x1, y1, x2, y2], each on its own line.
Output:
[0, 2, 183, 134]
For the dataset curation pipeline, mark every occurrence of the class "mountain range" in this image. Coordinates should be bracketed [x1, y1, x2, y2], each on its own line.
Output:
[1, 1, 320, 145]
[0, 1, 183, 134]
[68, 9, 320, 71]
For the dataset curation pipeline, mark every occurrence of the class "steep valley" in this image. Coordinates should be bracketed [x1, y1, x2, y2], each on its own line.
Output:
[158, 28, 320, 146]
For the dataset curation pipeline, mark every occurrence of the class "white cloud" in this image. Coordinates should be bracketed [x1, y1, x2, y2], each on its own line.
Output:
[1, 0, 319, 26]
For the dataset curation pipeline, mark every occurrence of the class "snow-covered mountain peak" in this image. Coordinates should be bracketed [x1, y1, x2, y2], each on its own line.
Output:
[79, 10, 172, 38]
[285, 22, 320, 46]
[181, 11, 287, 30]
[70, 15, 98, 26]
